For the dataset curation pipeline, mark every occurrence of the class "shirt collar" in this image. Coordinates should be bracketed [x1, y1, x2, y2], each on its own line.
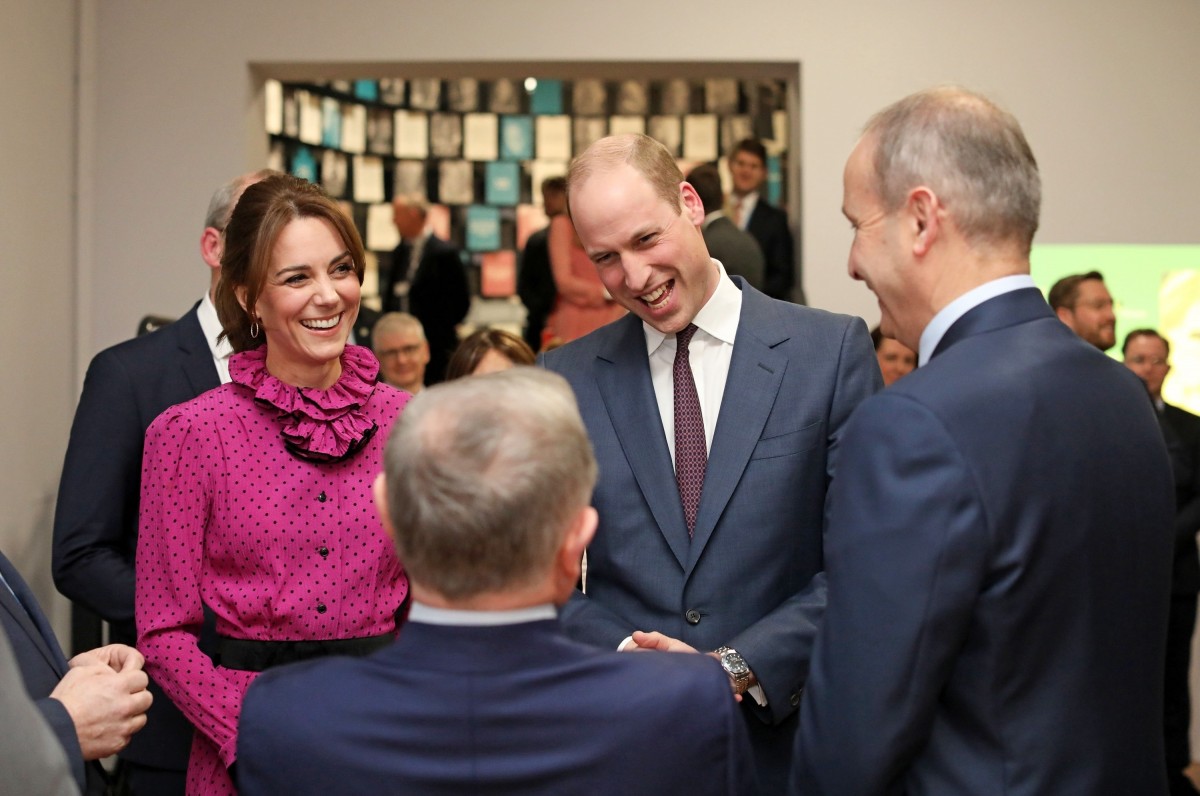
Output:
[407, 601, 556, 627]
[198, 291, 233, 361]
[643, 260, 742, 356]
[917, 274, 1036, 366]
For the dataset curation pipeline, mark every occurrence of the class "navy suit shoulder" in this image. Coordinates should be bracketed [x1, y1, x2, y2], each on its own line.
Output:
[796, 289, 1175, 795]
[238, 620, 755, 795]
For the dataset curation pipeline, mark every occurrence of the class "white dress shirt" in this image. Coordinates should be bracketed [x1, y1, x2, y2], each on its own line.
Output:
[407, 601, 556, 627]
[197, 291, 234, 385]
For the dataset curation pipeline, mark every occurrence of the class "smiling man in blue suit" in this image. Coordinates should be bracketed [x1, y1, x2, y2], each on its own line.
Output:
[541, 134, 879, 792]
[792, 87, 1175, 795]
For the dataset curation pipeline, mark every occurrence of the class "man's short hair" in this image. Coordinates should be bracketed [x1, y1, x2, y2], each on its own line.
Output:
[1048, 271, 1106, 311]
[204, 169, 279, 231]
[567, 134, 682, 218]
[382, 368, 598, 600]
[372, 312, 426, 345]
[863, 86, 1041, 256]
[729, 138, 768, 166]
[1122, 328, 1169, 357]
[541, 176, 567, 195]
[686, 164, 725, 215]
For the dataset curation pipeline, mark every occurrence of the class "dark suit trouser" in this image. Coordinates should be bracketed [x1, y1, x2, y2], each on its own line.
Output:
[1167, 593, 1198, 795]
[116, 761, 186, 796]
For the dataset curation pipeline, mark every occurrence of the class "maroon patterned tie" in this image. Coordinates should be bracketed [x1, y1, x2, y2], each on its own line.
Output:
[674, 323, 706, 537]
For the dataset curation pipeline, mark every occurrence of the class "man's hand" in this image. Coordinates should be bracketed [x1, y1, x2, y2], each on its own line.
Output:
[51, 651, 152, 760]
[629, 630, 699, 653]
[68, 643, 144, 673]
[628, 631, 745, 701]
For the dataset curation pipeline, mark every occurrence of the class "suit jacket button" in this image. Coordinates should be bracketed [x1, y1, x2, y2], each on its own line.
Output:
[790, 691, 801, 707]
[316, 603, 327, 614]
[685, 609, 701, 625]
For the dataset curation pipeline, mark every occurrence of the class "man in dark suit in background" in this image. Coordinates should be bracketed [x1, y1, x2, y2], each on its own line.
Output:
[238, 368, 755, 795]
[793, 87, 1174, 795]
[542, 133, 878, 792]
[382, 194, 470, 384]
[686, 163, 765, 290]
[3, 549, 152, 795]
[518, 176, 567, 352]
[1124, 327, 1200, 795]
[52, 170, 271, 795]
[727, 138, 796, 302]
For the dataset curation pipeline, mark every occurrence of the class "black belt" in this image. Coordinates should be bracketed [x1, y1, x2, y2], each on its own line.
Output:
[215, 633, 393, 672]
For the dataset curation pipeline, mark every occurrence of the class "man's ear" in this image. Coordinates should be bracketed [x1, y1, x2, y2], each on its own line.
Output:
[200, 226, 223, 271]
[1054, 306, 1075, 327]
[907, 187, 941, 258]
[679, 181, 706, 227]
[552, 506, 597, 601]
[372, 472, 395, 540]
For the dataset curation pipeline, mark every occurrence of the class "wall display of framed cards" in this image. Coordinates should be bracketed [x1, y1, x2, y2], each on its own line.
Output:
[265, 75, 791, 306]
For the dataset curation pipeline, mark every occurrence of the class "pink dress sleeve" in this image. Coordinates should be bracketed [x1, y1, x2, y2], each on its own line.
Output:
[135, 406, 242, 768]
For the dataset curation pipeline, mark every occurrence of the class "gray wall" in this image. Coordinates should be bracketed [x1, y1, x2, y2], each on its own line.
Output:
[1, 0, 77, 632]
[83, 0, 1200, 354]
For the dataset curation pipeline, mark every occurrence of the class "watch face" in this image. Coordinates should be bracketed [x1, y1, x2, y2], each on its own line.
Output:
[722, 651, 749, 676]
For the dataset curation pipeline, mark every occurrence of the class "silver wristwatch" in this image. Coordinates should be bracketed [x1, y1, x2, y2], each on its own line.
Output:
[714, 646, 751, 695]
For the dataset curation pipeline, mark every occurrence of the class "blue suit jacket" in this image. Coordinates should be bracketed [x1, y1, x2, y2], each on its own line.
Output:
[542, 278, 879, 790]
[238, 619, 756, 795]
[52, 303, 219, 771]
[794, 288, 1175, 795]
[1, 550, 104, 794]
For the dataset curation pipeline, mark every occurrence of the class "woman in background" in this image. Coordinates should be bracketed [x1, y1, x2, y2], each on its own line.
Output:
[871, 324, 917, 386]
[445, 327, 535, 380]
[544, 213, 625, 344]
[136, 175, 409, 795]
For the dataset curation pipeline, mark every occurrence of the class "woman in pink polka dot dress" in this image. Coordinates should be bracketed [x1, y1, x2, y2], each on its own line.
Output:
[136, 175, 410, 795]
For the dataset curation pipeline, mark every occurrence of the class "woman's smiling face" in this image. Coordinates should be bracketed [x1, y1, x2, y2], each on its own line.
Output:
[253, 216, 360, 389]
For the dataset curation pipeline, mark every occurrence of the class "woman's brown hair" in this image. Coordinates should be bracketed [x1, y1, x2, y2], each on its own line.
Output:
[444, 328, 536, 381]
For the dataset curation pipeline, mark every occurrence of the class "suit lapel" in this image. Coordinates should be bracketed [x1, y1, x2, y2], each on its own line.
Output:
[595, 316, 692, 568]
[175, 308, 222, 396]
[688, 287, 787, 569]
[0, 554, 68, 675]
